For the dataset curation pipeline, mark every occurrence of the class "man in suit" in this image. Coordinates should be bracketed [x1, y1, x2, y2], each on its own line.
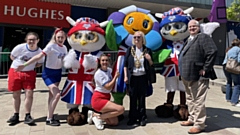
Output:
[178, 20, 218, 134]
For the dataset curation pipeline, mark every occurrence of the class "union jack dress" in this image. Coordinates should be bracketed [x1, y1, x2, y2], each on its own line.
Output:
[61, 50, 102, 105]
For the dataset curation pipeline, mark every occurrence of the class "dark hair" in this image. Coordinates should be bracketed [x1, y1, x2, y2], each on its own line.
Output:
[97, 54, 108, 69]
[226, 39, 240, 53]
[25, 32, 39, 40]
[92, 54, 109, 87]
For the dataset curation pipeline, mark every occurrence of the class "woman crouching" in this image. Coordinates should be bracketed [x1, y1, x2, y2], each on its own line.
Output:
[89, 54, 125, 130]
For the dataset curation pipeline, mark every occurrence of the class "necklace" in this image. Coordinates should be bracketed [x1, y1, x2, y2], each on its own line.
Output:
[131, 46, 146, 68]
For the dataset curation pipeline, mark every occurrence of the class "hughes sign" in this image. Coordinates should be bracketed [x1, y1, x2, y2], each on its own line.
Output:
[0, 0, 71, 28]
[4, 6, 65, 20]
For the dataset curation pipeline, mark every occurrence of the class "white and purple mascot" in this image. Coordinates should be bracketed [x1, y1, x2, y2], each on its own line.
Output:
[154, 7, 193, 120]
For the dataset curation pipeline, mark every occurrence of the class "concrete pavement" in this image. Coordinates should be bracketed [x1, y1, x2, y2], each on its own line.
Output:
[0, 75, 240, 135]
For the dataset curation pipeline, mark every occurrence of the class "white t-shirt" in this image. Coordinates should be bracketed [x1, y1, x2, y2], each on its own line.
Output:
[11, 43, 44, 71]
[42, 43, 67, 69]
[94, 68, 112, 93]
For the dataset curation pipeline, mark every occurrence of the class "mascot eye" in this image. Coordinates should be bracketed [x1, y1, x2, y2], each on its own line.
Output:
[86, 33, 95, 40]
[174, 23, 183, 29]
[164, 25, 171, 31]
[143, 20, 149, 29]
[86, 32, 99, 43]
[74, 32, 82, 39]
[127, 17, 134, 25]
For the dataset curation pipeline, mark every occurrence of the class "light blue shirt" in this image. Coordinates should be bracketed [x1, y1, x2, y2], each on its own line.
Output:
[222, 46, 240, 65]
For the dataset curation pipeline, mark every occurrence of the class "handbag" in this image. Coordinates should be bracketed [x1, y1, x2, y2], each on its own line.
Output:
[225, 58, 240, 74]
[150, 65, 156, 83]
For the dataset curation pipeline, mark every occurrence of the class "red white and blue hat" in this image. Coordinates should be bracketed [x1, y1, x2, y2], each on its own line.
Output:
[160, 7, 192, 28]
[68, 17, 105, 36]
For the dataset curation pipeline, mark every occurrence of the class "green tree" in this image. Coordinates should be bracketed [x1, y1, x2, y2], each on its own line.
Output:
[227, 0, 240, 21]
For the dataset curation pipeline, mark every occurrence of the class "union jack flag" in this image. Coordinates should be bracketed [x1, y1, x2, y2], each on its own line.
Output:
[61, 80, 94, 105]
[112, 45, 127, 93]
[61, 50, 102, 105]
[161, 40, 183, 77]
[161, 57, 179, 77]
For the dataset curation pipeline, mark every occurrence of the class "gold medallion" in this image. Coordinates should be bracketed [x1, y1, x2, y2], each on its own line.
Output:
[135, 60, 141, 68]
[131, 46, 146, 69]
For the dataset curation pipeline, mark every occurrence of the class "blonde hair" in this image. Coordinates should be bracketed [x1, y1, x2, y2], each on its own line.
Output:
[132, 31, 146, 45]
[46, 28, 66, 46]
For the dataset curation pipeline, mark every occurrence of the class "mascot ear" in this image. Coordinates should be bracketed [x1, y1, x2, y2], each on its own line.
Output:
[100, 21, 109, 28]
[200, 22, 220, 37]
[155, 13, 163, 19]
[183, 7, 194, 14]
[66, 16, 76, 26]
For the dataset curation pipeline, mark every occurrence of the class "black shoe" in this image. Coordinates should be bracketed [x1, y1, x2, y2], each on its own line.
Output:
[7, 115, 19, 124]
[140, 119, 146, 126]
[46, 118, 60, 126]
[24, 115, 35, 124]
[127, 119, 137, 126]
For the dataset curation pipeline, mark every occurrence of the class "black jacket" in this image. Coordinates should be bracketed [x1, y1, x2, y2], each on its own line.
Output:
[124, 45, 153, 84]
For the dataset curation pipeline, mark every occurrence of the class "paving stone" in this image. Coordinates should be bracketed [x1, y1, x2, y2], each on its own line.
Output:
[0, 75, 240, 135]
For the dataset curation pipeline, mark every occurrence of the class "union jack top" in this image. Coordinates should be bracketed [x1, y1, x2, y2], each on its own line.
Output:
[61, 50, 102, 105]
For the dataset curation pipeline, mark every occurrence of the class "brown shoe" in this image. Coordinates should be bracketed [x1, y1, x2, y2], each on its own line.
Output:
[188, 127, 205, 134]
[180, 121, 194, 126]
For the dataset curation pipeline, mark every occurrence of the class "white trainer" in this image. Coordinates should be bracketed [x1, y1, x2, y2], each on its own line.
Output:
[87, 110, 93, 125]
[235, 103, 240, 107]
[92, 116, 104, 130]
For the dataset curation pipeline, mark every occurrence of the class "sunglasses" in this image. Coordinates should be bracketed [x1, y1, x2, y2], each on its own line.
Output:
[101, 59, 109, 62]
[133, 36, 141, 39]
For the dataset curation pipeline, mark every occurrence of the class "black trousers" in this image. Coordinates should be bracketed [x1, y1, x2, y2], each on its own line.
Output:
[129, 75, 148, 121]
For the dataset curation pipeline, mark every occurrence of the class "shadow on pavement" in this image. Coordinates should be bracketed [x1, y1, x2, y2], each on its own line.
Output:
[35, 90, 49, 93]
[109, 109, 179, 130]
[205, 107, 240, 133]
[0, 89, 11, 96]
[34, 114, 68, 123]
[112, 107, 240, 132]
[0, 89, 50, 96]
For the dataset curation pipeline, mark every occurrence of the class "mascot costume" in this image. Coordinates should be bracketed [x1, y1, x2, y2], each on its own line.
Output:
[154, 7, 220, 120]
[105, 5, 171, 114]
[154, 7, 193, 120]
[61, 17, 107, 125]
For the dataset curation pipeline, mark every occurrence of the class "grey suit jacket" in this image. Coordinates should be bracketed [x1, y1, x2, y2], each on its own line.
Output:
[179, 33, 218, 81]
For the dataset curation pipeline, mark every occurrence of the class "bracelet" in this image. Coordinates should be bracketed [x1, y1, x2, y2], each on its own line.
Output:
[23, 63, 28, 67]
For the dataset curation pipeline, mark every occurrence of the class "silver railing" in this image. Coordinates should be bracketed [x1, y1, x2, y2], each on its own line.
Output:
[0, 51, 118, 77]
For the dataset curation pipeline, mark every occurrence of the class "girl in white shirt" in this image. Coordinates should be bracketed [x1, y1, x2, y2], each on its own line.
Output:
[16, 28, 67, 126]
[90, 54, 124, 130]
[7, 32, 44, 125]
